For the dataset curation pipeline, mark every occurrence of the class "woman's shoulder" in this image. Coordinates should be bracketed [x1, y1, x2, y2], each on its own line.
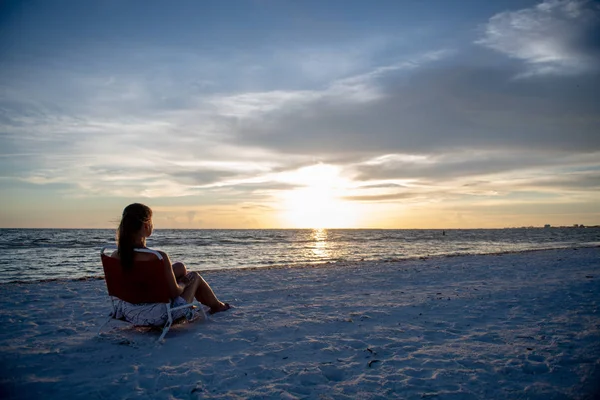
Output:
[155, 249, 170, 261]
[109, 248, 169, 262]
[139, 247, 169, 259]
[136, 248, 168, 262]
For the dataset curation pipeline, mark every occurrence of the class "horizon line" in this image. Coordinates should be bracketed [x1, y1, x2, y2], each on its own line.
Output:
[1, 226, 598, 230]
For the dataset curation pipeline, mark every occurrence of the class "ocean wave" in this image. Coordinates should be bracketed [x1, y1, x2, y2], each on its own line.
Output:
[2, 243, 598, 285]
[1, 228, 599, 284]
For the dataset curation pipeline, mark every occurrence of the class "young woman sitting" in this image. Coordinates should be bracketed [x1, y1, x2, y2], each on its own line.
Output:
[110, 203, 230, 323]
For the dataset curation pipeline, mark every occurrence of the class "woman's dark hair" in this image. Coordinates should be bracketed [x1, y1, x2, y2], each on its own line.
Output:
[116, 203, 152, 269]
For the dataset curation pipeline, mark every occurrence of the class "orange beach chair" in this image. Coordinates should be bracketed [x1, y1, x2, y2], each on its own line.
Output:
[98, 247, 205, 341]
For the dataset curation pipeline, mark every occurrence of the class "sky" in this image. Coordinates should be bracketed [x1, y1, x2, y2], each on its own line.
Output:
[0, 0, 599, 229]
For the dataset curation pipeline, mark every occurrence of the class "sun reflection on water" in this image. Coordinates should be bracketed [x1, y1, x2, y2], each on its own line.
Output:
[311, 228, 328, 258]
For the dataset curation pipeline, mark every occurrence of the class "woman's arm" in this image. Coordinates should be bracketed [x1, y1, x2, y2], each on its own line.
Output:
[158, 251, 185, 299]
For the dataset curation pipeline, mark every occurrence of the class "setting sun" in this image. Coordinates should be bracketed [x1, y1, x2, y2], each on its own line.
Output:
[278, 164, 359, 228]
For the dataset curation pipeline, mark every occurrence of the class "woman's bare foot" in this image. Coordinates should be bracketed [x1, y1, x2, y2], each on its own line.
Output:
[209, 302, 231, 314]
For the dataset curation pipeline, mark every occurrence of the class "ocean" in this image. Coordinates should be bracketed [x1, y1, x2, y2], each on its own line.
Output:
[0, 227, 599, 284]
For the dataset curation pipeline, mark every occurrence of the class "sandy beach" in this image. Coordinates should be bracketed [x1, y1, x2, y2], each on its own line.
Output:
[0, 247, 599, 399]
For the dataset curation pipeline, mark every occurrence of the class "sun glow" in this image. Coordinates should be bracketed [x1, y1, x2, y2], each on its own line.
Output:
[311, 228, 329, 258]
[279, 164, 358, 228]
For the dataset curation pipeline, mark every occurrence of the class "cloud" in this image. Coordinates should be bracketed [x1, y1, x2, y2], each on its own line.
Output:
[1, 27, 598, 211]
[342, 192, 420, 203]
[3, 47, 599, 207]
[512, 171, 600, 191]
[227, 63, 600, 156]
[207, 90, 320, 119]
[333, 149, 600, 206]
[350, 150, 596, 182]
[477, 0, 600, 76]
[206, 50, 451, 120]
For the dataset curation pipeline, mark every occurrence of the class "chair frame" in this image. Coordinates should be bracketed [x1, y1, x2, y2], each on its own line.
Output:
[98, 246, 206, 341]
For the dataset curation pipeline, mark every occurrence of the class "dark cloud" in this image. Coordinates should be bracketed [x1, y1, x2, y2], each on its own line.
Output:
[342, 192, 420, 202]
[515, 172, 600, 190]
[229, 182, 302, 190]
[228, 64, 600, 156]
[356, 182, 410, 189]
[167, 169, 240, 186]
[86, 165, 243, 189]
[351, 150, 581, 182]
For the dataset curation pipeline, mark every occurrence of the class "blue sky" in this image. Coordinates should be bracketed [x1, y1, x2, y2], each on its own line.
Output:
[0, 0, 599, 228]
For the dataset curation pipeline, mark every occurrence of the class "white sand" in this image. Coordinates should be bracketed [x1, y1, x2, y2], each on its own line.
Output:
[0, 247, 599, 399]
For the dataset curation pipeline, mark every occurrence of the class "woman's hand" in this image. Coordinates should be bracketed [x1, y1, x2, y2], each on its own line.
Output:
[178, 273, 196, 288]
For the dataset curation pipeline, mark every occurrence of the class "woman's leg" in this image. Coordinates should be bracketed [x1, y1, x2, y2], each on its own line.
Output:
[172, 262, 187, 281]
[180, 272, 230, 313]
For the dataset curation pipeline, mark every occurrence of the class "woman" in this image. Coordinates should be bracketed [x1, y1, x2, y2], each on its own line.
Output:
[112, 203, 230, 317]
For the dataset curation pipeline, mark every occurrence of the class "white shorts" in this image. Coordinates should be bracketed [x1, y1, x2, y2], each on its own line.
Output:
[112, 296, 194, 326]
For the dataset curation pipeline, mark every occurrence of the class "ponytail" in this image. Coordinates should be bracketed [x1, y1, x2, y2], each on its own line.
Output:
[116, 203, 152, 269]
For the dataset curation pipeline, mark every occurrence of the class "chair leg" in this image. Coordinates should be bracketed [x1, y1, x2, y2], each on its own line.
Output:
[98, 298, 117, 337]
[158, 319, 172, 341]
[200, 304, 208, 320]
[97, 315, 113, 337]
[158, 303, 174, 341]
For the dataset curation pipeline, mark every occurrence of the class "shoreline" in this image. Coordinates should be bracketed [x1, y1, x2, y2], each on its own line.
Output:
[1, 247, 599, 399]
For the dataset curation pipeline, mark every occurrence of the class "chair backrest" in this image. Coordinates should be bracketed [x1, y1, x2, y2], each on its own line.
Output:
[101, 248, 171, 304]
